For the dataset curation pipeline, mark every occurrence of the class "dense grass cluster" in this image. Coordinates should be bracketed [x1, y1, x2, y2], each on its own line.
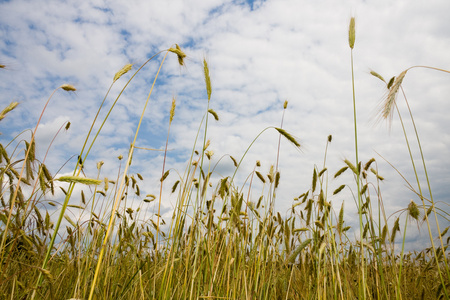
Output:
[1, 20, 449, 299]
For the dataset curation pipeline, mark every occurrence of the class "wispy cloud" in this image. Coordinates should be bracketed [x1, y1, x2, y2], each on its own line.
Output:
[1, 0, 449, 251]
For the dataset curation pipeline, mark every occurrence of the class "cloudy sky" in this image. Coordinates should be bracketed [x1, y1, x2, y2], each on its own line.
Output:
[1, 0, 449, 251]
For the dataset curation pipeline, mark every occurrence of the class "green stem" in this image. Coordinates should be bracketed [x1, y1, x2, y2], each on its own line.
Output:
[350, 49, 366, 299]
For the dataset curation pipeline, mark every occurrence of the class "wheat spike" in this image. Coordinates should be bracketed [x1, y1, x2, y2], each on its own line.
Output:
[391, 217, 400, 243]
[379, 70, 408, 125]
[168, 44, 186, 66]
[170, 97, 176, 123]
[274, 127, 301, 148]
[0, 101, 19, 121]
[344, 159, 358, 175]
[56, 176, 102, 185]
[407, 200, 420, 221]
[113, 63, 133, 82]
[333, 184, 346, 195]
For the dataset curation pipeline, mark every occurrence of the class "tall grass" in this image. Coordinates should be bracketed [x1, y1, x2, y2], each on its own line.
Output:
[0, 22, 449, 299]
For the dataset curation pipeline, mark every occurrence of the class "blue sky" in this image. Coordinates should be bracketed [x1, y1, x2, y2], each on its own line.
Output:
[1, 0, 449, 251]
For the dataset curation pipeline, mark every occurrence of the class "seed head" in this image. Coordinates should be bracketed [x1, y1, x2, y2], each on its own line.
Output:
[379, 70, 408, 125]
[348, 17, 356, 49]
[169, 97, 176, 123]
[60, 84, 76, 92]
[168, 44, 186, 66]
[407, 200, 420, 221]
[56, 175, 102, 185]
[113, 63, 133, 82]
[203, 58, 212, 101]
[0, 101, 19, 121]
[208, 108, 219, 121]
[370, 70, 386, 83]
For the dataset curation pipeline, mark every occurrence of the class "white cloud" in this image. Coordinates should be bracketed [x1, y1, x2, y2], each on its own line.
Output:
[1, 0, 449, 252]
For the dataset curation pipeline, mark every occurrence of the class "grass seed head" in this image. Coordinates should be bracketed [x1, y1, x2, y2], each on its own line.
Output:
[333, 184, 346, 195]
[387, 76, 395, 89]
[255, 171, 266, 183]
[370, 70, 386, 83]
[56, 176, 102, 185]
[203, 58, 212, 101]
[364, 158, 376, 171]
[275, 127, 301, 148]
[170, 97, 176, 123]
[204, 139, 211, 150]
[60, 84, 76, 92]
[334, 166, 348, 178]
[274, 171, 280, 188]
[0, 101, 19, 121]
[379, 70, 408, 125]
[348, 17, 356, 49]
[113, 64, 133, 82]
[344, 159, 358, 175]
[168, 44, 186, 66]
[205, 150, 214, 160]
[230, 155, 238, 167]
[113, 63, 133, 82]
[160, 170, 170, 182]
[208, 108, 219, 121]
[407, 200, 420, 221]
[391, 217, 400, 243]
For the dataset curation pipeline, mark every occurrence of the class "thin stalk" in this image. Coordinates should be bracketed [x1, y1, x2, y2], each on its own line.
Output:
[348, 16, 366, 299]
[399, 87, 449, 297]
[88, 51, 169, 300]
[189, 58, 212, 300]
[397, 214, 409, 300]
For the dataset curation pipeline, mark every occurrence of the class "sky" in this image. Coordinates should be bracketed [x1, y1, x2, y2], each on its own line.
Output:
[1, 0, 449, 252]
